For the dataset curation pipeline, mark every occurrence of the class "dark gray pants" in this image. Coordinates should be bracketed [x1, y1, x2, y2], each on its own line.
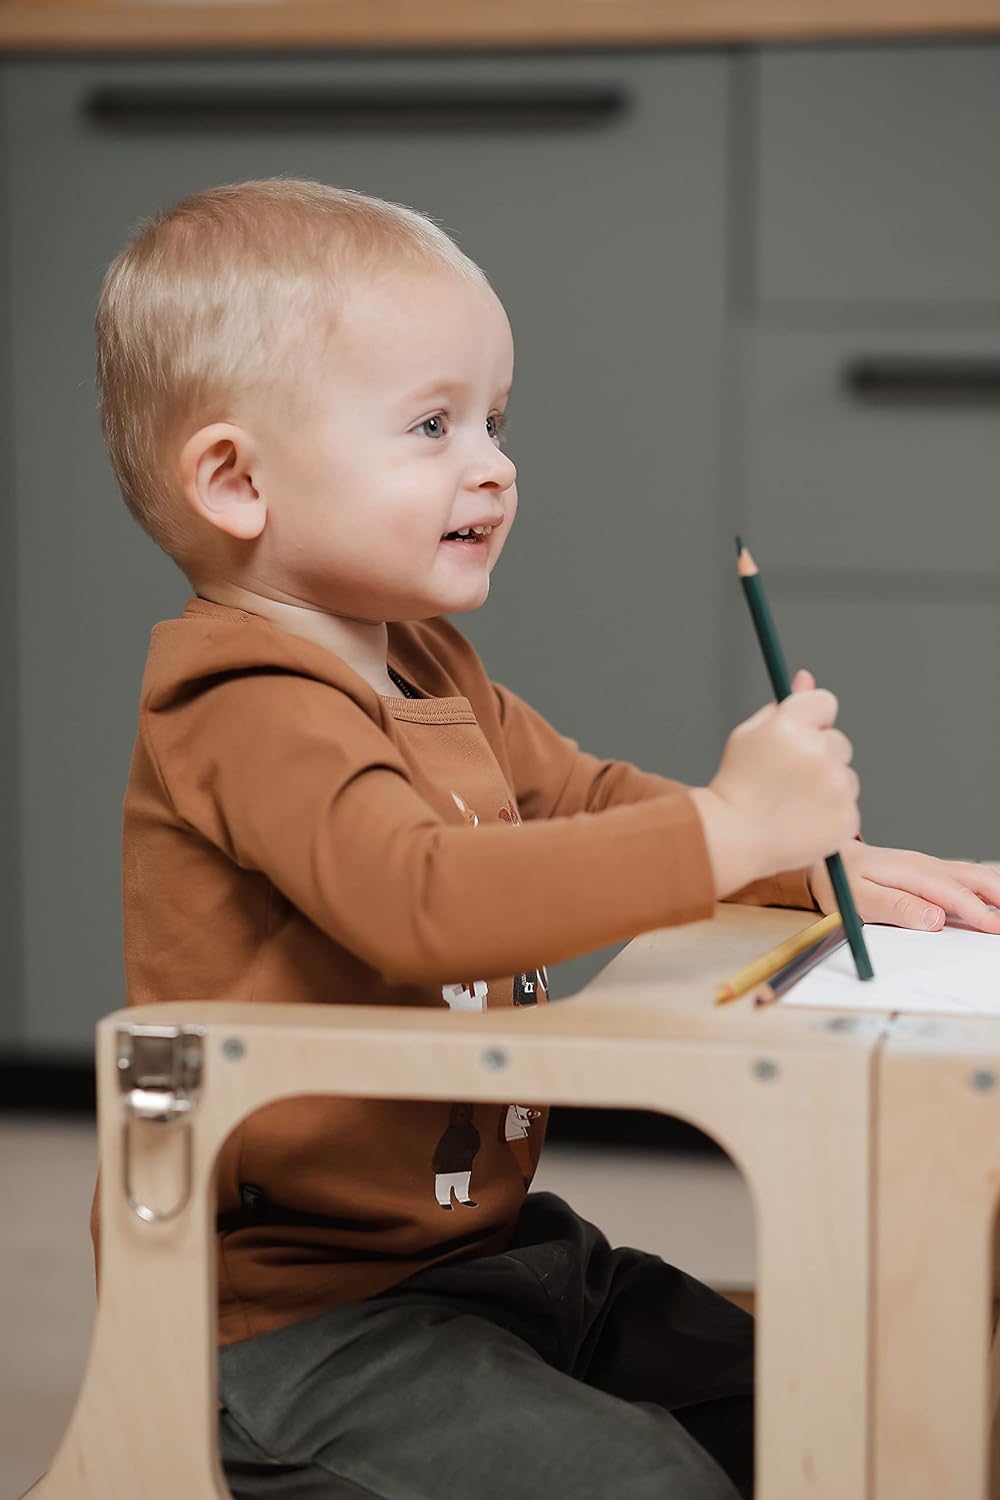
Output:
[218, 1192, 754, 1500]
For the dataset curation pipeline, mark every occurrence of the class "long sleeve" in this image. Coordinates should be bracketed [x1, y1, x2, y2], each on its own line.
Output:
[491, 679, 817, 912]
[148, 670, 716, 988]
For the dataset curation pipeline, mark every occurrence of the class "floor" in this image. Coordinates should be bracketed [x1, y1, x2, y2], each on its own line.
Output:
[1, 1117, 754, 1500]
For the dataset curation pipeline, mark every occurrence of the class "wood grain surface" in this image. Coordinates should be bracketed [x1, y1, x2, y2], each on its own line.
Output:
[2, 0, 999, 53]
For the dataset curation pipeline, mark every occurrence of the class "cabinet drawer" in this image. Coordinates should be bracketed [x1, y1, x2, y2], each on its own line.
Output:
[738, 597, 1000, 859]
[754, 43, 1000, 308]
[738, 326, 1000, 574]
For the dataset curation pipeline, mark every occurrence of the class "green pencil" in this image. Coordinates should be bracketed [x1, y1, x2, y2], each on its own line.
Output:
[735, 537, 873, 981]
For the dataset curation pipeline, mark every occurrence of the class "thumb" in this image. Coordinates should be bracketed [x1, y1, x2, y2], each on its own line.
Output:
[792, 668, 815, 693]
[861, 883, 945, 931]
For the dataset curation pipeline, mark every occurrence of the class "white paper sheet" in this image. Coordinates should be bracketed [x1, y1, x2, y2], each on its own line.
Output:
[781, 923, 1000, 1014]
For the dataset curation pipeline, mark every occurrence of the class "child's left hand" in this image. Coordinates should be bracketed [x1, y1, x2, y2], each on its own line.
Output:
[808, 844, 1000, 935]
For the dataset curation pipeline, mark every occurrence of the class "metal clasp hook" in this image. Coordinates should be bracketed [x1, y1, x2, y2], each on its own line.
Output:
[116, 1023, 204, 1224]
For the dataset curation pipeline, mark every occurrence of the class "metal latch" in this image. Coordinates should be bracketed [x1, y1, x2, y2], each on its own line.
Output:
[116, 1023, 205, 1224]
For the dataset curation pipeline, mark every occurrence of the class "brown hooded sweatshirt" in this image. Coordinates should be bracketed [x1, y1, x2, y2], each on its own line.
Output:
[93, 598, 814, 1345]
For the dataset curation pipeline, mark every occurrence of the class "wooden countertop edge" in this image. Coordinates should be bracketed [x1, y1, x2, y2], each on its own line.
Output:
[1, 2, 999, 53]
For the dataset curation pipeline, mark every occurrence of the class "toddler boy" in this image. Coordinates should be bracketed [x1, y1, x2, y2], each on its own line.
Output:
[94, 178, 1000, 1500]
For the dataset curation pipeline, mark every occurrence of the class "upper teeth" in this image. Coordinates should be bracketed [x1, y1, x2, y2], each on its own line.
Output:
[456, 526, 492, 536]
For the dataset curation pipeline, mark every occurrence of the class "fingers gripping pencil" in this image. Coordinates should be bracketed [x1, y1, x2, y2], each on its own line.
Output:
[735, 538, 873, 982]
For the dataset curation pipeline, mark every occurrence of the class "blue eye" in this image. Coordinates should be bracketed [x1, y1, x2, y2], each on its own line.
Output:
[416, 415, 446, 439]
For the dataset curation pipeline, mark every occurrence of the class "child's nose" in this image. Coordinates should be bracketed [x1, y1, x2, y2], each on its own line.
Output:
[475, 446, 517, 492]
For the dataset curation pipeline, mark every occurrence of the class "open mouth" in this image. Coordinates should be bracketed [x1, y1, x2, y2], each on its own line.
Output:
[441, 527, 493, 544]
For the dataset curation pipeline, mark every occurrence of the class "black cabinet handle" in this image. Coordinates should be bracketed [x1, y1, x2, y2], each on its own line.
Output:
[86, 84, 627, 133]
[844, 356, 1000, 403]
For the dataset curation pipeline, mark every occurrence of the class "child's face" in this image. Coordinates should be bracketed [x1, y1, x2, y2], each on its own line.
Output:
[249, 264, 517, 624]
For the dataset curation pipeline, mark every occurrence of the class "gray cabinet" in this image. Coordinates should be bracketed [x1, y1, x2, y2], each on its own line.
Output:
[734, 43, 1000, 858]
[0, 52, 730, 1046]
[754, 43, 1000, 307]
[738, 326, 1000, 576]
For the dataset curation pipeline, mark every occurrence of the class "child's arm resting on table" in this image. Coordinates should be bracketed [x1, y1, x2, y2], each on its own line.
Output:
[153, 663, 856, 986]
[808, 844, 1000, 935]
[151, 673, 720, 987]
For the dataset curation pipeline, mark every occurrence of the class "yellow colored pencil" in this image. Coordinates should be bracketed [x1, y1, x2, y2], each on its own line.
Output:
[714, 912, 843, 1005]
[753, 927, 848, 1007]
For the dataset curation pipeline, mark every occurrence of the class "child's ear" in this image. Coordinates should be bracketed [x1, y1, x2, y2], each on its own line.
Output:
[179, 422, 266, 541]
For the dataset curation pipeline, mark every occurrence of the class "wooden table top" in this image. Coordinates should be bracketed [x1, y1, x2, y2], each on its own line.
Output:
[118, 903, 889, 1054]
[2, 0, 999, 53]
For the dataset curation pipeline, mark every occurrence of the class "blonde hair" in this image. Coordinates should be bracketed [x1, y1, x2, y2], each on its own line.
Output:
[95, 178, 489, 565]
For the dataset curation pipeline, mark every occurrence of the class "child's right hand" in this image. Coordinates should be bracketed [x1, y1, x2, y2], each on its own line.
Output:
[690, 686, 860, 896]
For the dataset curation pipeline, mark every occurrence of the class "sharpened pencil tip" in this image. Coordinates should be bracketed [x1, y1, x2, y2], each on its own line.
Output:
[736, 540, 757, 578]
[735, 535, 743, 555]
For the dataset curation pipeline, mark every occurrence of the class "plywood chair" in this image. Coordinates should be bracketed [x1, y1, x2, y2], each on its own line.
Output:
[30, 905, 882, 1500]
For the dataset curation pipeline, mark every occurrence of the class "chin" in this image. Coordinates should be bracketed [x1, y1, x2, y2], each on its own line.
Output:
[449, 580, 491, 613]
